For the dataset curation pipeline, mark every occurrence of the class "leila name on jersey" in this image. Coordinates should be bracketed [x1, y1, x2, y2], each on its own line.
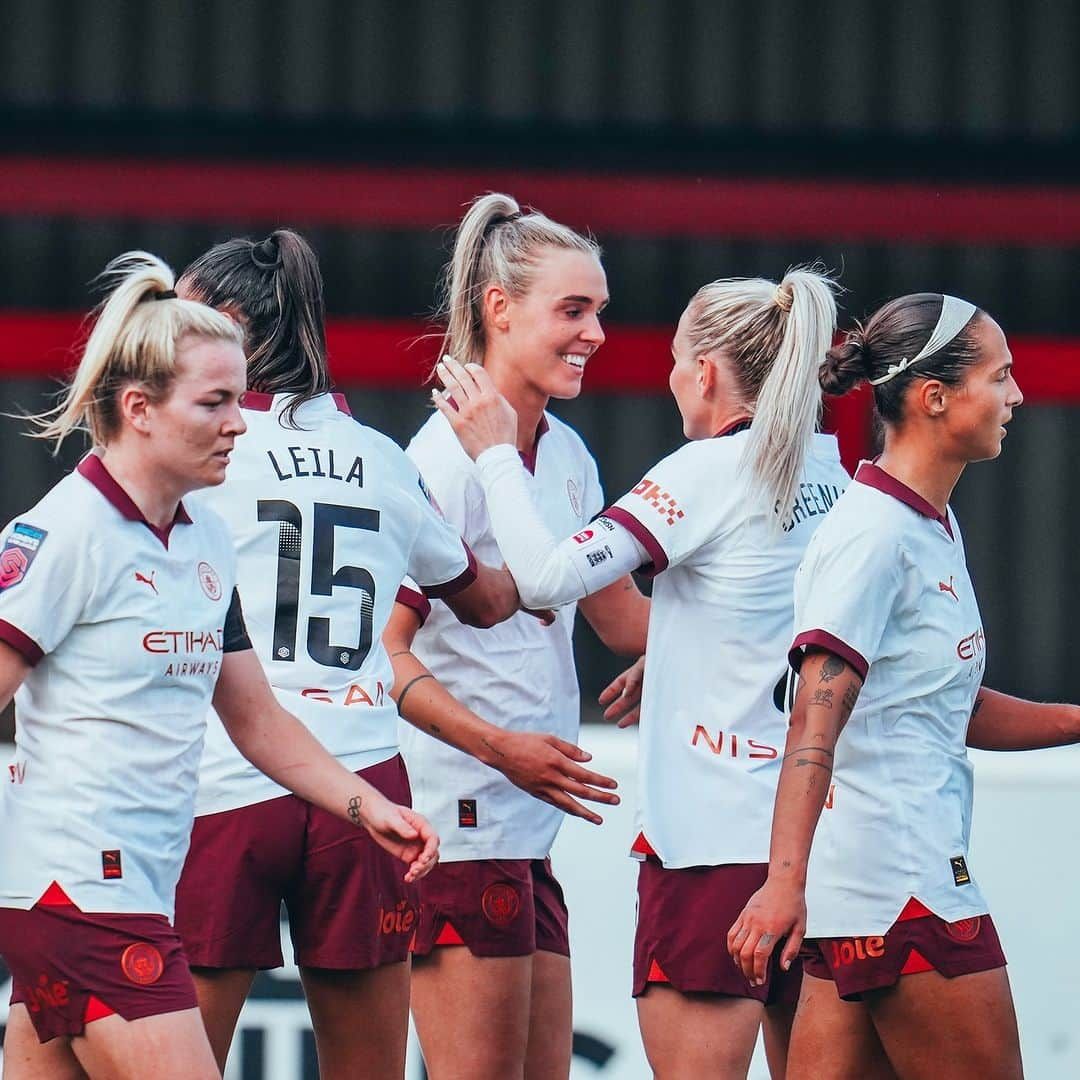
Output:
[266, 447, 364, 487]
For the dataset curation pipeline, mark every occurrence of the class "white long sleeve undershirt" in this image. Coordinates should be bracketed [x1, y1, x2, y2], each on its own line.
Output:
[474, 443, 648, 609]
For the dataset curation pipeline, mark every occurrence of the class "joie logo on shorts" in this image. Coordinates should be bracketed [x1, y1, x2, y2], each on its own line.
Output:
[26, 973, 70, 1014]
[378, 899, 416, 936]
[950, 855, 971, 886]
[0, 523, 47, 591]
[101, 850, 123, 880]
[458, 799, 477, 828]
[829, 936, 886, 967]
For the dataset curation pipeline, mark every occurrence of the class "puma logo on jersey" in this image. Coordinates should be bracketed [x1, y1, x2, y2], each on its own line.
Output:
[938, 576, 958, 601]
[134, 571, 158, 594]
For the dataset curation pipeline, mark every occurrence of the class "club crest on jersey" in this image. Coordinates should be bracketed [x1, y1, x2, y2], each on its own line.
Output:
[0, 523, 47, 591]
[197, 561, 222, 601]
[567, 478, 582, 517]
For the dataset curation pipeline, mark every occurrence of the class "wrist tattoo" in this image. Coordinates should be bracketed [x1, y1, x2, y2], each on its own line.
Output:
[347, 795, 363, 827]
[396, 672, 434, 714]
[481, 735, 506, 759]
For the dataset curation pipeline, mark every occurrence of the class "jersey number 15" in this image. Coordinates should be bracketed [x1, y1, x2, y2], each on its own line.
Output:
[257, 500, 377, 672]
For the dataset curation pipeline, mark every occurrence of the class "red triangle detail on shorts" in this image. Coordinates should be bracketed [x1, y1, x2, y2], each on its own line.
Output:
[646, 958, 669, 983]
[900, 947, 936, 975]
[84, 995, 116, 1023]
[37, 881, 75, 907]
[434, 921, 466, 947]
[897, 896, 934, 922]
[630, 832, 656, 859]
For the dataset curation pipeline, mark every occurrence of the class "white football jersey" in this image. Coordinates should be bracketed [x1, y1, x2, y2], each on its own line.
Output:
[194, 392, 475, 816]
[606, 427, 848, 868]
[791, 463, 990, 936]
[402, 411, 603, 861]
[0, 455, 241, 917]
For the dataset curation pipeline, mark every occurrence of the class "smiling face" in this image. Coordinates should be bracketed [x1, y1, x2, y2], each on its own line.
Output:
[138, 334, 248, 493]
[487, 246, 608, 402]
[941, 316, 1023, 462]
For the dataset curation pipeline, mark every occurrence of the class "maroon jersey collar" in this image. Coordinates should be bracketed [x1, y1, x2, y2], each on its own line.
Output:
[854, 461, 953, 540]
[77, 453, 192, 548]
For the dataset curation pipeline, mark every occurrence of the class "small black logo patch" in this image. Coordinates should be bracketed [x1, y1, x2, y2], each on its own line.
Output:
[950, 855, 971, 886]
[102, 850, 123, 879]
[458, 799, 477, 828]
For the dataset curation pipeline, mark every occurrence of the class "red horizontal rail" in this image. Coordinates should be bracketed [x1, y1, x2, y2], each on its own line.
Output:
[2, 157, 1078, 245]
[3, 313, 1076, 398]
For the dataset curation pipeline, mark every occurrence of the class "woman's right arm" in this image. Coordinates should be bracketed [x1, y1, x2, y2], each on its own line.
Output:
[385, 602, 619, 823]
[727, 648, 863, 984]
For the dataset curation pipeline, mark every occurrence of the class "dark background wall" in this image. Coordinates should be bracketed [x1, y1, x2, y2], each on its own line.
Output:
[1, 0, 1077, 721]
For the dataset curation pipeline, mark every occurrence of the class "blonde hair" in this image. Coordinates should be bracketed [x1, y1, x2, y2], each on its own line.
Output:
[436, 193, 600, 371]
[684, 266, 839, 527]
[31, 251, 243, 449]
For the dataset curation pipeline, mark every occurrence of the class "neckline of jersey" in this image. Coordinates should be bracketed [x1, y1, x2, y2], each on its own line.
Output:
[240, 390, 352, 416]
[713, 417, 753, 438]
[854, 461, 954, 540]
[76, 453, 193, 549]
[519, 414, 550, 476]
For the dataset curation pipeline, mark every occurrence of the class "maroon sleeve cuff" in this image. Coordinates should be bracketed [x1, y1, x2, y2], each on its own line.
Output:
[422, 542, 479, 599]
[788, 630, 869, 681]
[603, 507, 668, 577]
[0, 619, 44, 666]
[395, 585, 432, 626]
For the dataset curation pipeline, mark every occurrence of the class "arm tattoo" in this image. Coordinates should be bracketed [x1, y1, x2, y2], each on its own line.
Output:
[481, 735, 506, 759]
[971, 696, 985, 719]
[820, 655, 845, 682]
[396, 672, 434, 714]
[785, 745, 834, 760]
[809, 688, 834, 709]
[794, 757, 831, 771]
[347, 795, 363, 827]
[840, 682, 859, 718]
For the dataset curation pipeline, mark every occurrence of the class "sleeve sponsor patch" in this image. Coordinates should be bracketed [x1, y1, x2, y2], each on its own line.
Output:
[630, 478, 685, 526]
[0, 523, 47, 591]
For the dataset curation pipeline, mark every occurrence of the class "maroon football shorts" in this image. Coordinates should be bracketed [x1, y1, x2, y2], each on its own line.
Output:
[174, 754, 416, 971]
[410, 856, 570, 959]
[1, 892, 196, 1043]
[800, 897, 1007, 1000]
[633, 858, 802, 1005]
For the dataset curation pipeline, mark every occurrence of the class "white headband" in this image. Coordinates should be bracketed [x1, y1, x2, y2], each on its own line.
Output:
[868, 295, 978, 386]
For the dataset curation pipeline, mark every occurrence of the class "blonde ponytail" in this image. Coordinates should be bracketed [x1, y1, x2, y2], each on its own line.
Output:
[683, 266, 839, 529]
[30, 251, 243, 449]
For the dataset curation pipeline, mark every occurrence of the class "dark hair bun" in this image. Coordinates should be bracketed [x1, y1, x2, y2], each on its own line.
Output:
[821, 335, 870, 396]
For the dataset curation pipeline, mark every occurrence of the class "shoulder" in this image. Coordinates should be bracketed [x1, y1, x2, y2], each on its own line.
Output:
[542, 412, 596, 465]
[407, 412, 475, 482]
[803, 485, 904, 567]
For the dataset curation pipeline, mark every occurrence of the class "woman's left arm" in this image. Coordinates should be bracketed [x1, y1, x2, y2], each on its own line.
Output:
[966, 687, 1080, 750]
[578, 577, 650, 657]
[213, 648, 439, 881]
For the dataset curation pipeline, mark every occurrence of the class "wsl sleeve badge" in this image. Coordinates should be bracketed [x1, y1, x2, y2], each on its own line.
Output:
[0, 523, 47, 591]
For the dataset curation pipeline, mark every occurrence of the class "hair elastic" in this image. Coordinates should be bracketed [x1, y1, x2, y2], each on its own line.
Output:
[868, 295, 977, 386]
[251, 237, 282, 271]
[154, 289, 177, 300]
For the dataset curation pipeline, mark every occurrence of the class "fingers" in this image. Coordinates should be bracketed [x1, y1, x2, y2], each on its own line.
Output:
[522, 606, 556, 626]
[597, 673, 626, 706]
[560, 761, 619, 790]
[543, 789, 604, 825]
[780, 927, 804, 973]
[615, 707, 641, 728]
[547, 735, 592, 762]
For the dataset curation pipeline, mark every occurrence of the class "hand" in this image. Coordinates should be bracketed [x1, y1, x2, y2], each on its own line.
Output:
[727, 877, 806, 986]
[522, 606, 557, 627]
[356, 794, 440, 883]
[432, 355, 518, 460]
[486, 730, 620, 825]
[599, 655, 645, 727]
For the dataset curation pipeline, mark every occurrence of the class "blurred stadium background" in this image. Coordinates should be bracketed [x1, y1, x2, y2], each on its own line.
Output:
[0, 2, 1077, 1073]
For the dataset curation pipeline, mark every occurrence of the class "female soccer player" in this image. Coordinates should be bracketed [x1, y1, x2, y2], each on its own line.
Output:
[402, 194, 651, 1079]
[172, 229, 617, 1079]
[431, 263, 848, 1079]
[0, 253, 436, 1080]
[726, 294, 1077, 1079]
